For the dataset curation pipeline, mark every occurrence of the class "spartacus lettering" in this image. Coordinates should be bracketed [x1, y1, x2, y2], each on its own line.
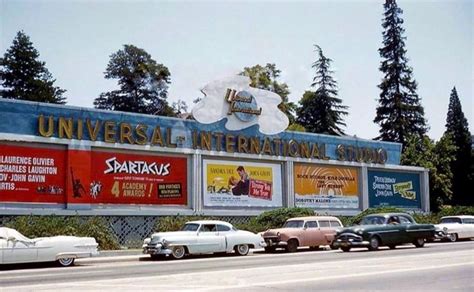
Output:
[0, 75, 430, 218]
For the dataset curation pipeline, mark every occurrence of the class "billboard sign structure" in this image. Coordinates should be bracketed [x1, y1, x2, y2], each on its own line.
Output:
[0, 144, 67, 203]
[368, 169, 421, 209]
[294, 164, 360, 209]
[203, 159, 283, 207]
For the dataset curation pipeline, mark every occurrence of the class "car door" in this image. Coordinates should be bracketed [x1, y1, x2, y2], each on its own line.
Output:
[2, 238, 38, 264]
[317, 220, 333, 245]
[196, 224, 225, 253]
[0, 238, 5, 264]
[301, 221, 323, 246]
[216, 224, 232, 252]
[383, 216, 404, 244]
[462, 218, 474, 238]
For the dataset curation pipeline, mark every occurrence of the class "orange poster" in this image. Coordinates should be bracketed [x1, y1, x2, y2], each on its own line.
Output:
[294, 164, 359, 209]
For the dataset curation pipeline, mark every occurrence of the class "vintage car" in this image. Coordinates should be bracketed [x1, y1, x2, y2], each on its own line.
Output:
[260, 216, 343, 252]
[0, 227, 99, 266]
[332, 213, 436, 252]
[435, 215, 474, 242]
[142, 220, 266, 259]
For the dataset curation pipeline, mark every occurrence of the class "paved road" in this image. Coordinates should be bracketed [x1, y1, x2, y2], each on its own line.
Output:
[1, 241, 473, 291]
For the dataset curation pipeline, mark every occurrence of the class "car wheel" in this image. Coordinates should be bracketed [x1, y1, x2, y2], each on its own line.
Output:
[447, 233, 458, 242]
[341, 246, 351, 252]
[171, 246, 186, 259]
[234, 244, 249, 256]
[264, 246, 276, 253]
[388, 245, 396, 250]
[330, 243, 338, 250]
[368, 236, 380, 251]
[413, 238, 425, 248]
[57, 258, 75, 267]
[286, 239, 298, 253]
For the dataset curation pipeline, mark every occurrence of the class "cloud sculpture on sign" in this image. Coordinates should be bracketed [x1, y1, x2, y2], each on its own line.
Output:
[192, 75, 289, 135]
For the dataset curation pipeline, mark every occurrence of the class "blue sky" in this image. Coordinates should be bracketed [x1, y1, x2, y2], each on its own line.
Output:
[1, 0, 472, 140]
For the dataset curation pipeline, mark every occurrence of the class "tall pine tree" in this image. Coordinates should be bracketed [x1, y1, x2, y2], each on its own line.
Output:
[445, 87, 472, 206]
[0, 31, 66, 104]
[296, 45, 348, 135]
[94, 44, 175, 116]
[374, 0, 426, 146]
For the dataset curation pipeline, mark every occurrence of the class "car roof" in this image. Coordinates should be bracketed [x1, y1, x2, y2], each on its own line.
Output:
[441, 215, 474, 219]
[287, 216, 341, 221]
[186, 220, 233, 226]
[366, 213, 412, 218]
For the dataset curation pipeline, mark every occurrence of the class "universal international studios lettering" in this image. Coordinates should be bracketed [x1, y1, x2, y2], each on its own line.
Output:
[37, 115, 387, 164]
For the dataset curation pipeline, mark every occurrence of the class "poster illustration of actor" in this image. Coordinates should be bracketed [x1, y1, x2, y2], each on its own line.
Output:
[229, 166, 250, 196]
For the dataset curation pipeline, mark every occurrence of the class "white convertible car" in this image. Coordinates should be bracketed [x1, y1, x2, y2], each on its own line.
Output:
[0, 227, 99, 266]
[143, 220, 266, 259]
[435, 215, 474, 242]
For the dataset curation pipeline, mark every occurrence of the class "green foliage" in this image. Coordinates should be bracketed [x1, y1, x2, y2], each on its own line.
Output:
[374, 0, 427, 146]
[240, 63, 296, 124]
[6, 215, 119, 250]
[296, 45, 348, 136]
[0, 31, 66, 103]
[287, 123, 306, 132]
[94, 44, 175, 117]
[445, 87, 472, 206]
[402, 134, 457, 211]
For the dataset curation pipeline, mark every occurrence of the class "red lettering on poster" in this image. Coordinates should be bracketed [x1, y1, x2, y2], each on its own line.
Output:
[0, 144, 66, 203]
[249, 179, 272, 200]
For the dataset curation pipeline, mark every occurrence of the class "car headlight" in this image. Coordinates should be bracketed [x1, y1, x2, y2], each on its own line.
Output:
[143, 238, 151, 244]
[355, 229, 364, 235]
[443, 227, 448, 232]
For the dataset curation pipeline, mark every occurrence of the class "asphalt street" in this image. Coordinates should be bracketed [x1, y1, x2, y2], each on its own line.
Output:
[0, 241, 473, 291]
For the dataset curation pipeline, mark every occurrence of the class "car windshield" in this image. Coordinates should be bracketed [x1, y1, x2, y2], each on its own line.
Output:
[180, 223, 200, 231]
[361, 216, 386, 225]
[440, 218, 462, 224]
[0, 228, 32, 242]
[283, 220, 304, 228]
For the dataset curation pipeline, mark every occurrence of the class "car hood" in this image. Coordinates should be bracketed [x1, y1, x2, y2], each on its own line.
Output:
[262, 228, 300, 236]
[435, 223, 462, 231]
[150, 231, 195, 239]
[336, 225, 388, 234]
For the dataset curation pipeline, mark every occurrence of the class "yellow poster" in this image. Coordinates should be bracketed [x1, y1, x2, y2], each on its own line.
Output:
[206, 164, 273, 195]
[294, 164, 359, 209]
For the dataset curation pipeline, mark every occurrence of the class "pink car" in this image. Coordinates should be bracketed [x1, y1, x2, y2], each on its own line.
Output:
[261, 216, 343, 252]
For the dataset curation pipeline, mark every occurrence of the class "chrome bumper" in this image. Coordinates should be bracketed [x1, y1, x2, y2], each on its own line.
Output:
[142, 243, 172, 255]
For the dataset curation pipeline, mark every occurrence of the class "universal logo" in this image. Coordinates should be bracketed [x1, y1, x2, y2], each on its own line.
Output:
[225, 88, 262, 122]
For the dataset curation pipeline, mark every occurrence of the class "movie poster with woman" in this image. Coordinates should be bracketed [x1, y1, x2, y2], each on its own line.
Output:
[203, 159, 283, 207]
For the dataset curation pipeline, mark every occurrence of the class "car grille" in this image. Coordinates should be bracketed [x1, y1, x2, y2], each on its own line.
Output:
[337, 233, 362, 242]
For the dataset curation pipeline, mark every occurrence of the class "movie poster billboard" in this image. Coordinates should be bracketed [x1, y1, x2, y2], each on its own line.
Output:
[83, 151, 188, 205]
[203, 159, 283, 207]
[0, 144, 67, 203]
[294, 164, 360, 209]
[368, 170, 421, 209]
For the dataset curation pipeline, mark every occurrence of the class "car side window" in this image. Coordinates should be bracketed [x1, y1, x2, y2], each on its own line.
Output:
[319, 220, 330, 227]
[330, 220, 342, 227]
[216, 224, 231, 232]
[462, 219, 474, 224]
[305, 221, 318, 228]
[399, 216, 411, 224]
[200, 224, 217, 232]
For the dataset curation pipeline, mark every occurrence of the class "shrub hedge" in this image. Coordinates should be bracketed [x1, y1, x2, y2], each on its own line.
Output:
[5, 215, 120, 250]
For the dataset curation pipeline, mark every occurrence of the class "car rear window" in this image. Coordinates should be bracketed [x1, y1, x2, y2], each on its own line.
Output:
[217, 224, 231, 231]
[330, 220, 342, 227]
[318, 220, 330, 227]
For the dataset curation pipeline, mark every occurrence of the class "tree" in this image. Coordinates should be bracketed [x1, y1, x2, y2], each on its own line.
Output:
[296, 45, 348, 135]
[401, 134, 456, 211]
[0, 31, 66, 104]
[445, 87, 472, 206]
[94, 44, 174, 116]
[172, 99, 188, 115]
[240, 63, 296, 124]
[374, 0, 427, 147]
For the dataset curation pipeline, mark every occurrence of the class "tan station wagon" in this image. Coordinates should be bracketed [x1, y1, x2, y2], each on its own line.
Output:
[261, 216, 343, 252]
